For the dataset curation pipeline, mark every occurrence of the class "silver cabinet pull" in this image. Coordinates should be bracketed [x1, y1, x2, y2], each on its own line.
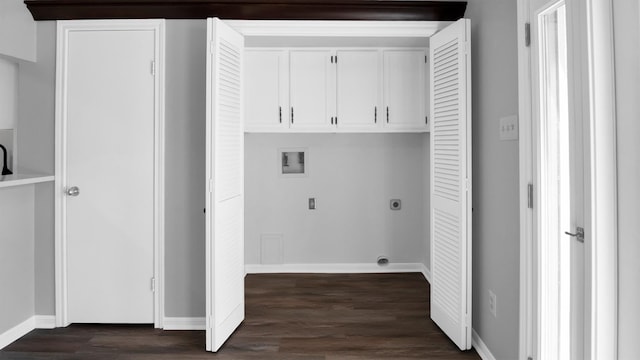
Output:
[66, 186, 80, 197]
[565, 227, 584, 242]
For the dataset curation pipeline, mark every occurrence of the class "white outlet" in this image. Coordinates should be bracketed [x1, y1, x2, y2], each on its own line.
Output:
[489, 290, 497, 317]
[499, 115, 518, 141]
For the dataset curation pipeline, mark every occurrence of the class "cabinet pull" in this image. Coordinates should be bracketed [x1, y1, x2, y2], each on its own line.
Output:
[386, 107, 389, 123]
[374, 107, 377, 123]
[279, 106, 282, 123]
[291, 107, 294, 124]
[331, 117, 334, 125]
[335, 116, 338, 125]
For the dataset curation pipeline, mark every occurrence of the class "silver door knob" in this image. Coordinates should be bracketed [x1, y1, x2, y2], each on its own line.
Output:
[66, 186, 80, 197]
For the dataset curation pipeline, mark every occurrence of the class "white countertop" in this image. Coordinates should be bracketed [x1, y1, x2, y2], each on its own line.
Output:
[0, 173, 55, 189]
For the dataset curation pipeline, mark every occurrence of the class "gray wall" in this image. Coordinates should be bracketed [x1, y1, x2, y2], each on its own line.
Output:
[163, 20, 207, 317]
[18, 21, 56, 316]
[465, 1, 521, 359]
[245, 133, 427, 267]
[0, 186, 35, 335]
[613, 0, 640, 358]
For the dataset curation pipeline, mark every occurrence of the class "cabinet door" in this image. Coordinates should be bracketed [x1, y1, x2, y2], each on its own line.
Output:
[335, 50, 381, 130]
[289, 50, 335, 131]
[244, 50, 288, 132]
[383, 49, 428, 131]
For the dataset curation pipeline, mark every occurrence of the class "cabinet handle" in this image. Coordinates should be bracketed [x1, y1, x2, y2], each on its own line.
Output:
[374, 107, 377, 123]
[386, 107, 389, 123]
[291, 107, 294, 124]
[279, 106, 282, 123]
[331, 117, 334, 125]
[335, 116, 338, 125]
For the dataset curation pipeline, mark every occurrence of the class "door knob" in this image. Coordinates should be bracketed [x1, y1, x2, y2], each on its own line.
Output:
[66, 186, 80, 197]
[565, 227, 584, 243]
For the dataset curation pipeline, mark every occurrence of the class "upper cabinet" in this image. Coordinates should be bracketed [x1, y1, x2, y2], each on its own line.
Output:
[335, 49, 381, 130]
[383, 49, 428, 131]
[289, 50, 335, 131]
[0, 0, 36, 61]
[244, 49, 289, 132]
[245, 47, 428, 133]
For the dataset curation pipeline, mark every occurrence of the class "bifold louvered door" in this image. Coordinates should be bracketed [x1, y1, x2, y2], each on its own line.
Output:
[205, 18, 245, 352]
[429, 18, 472, 351]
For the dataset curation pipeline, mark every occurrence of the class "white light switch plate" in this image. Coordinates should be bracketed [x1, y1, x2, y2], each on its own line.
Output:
[499, 115, 518, 141]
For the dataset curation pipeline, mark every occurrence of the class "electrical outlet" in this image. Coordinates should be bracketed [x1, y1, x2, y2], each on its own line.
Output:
[499, 115, 518, 141]
[489, 290, 497, 317]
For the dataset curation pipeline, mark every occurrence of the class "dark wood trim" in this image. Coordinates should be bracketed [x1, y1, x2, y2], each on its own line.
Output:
[25, 0, 466, 21]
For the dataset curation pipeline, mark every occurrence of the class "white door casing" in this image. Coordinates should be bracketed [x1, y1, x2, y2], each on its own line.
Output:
[205, 17, 245, 352]
[54, 20, 165, 327]
[517, 0, 617, 358]
[429, 18, 472, 351]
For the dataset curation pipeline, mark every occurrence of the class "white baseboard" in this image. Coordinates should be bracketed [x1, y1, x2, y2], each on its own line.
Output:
[0, 316, 35, 350]
[245, 262, 425, 274]
[163, 317, 205, 330]
[420, 264, 432, 283]
[472, 329, 497, 360]
[34, 315, 56, 329]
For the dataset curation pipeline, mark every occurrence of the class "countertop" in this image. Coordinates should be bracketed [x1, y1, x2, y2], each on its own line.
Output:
[0, 173, 55, 189]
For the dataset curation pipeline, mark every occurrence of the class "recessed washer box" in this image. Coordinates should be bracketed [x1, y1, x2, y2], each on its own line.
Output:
[278, 148, 307, 177]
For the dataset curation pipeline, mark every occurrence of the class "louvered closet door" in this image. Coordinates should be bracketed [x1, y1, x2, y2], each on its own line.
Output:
[429, 18, 472, 351]
[205, 18, 245, 352]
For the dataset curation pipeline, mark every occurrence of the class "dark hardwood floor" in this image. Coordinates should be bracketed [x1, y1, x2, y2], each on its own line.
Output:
[1, 273, 480, 359]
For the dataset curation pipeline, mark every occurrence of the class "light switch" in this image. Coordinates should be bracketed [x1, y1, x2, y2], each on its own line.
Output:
[499, 115, 518, 141]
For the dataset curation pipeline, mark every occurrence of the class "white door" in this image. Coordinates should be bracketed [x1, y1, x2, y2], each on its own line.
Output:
[64, 27, 156, 323]
[289, 50, 335, 130]
[244, 49, 289, 132]
[531, 1, 585, 358]
[335, 49, 381, 130]
[205, 18, 245, 352]
[383, 49, 428, 130]
[429, 18, 472, 350]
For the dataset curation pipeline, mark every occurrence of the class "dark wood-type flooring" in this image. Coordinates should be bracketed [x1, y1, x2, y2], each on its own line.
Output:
[1, 273, 480, 359]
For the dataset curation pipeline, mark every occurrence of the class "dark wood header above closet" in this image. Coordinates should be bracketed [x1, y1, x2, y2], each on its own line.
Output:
[24, 0, 466, 21]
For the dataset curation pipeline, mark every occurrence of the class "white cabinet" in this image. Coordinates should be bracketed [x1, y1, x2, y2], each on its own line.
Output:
[244, 48, 428, 133]
[244, 50, 289, 131]
[289, 50, 335, 131]
[335, 50, 381, 130]
[383, 49, 428, 131]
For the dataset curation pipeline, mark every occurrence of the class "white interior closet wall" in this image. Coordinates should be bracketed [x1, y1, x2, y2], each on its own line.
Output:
[245, 133, 429, 270]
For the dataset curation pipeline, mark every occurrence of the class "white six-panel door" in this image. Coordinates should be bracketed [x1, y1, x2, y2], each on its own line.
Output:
[205, 18, 245, 352]
[429, 18, 472, 350]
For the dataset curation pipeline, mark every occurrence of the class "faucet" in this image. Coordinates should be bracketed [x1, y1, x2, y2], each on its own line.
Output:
[0, 144, 12, 175]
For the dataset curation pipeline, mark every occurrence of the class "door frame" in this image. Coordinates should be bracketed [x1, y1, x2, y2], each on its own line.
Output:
[517, 0, 617, 359]
[54, 19, 166, 328]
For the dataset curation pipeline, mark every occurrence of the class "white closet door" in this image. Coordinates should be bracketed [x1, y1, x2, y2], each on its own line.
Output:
[205, 17, 245, 352]
[429, 18, 472, 351]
